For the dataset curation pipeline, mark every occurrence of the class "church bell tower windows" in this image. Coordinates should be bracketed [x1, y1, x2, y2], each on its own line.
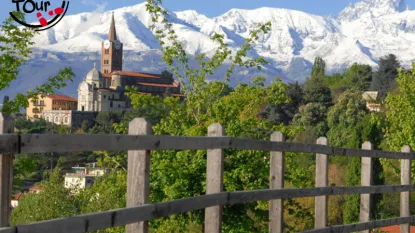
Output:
[101, 12, 123, 75]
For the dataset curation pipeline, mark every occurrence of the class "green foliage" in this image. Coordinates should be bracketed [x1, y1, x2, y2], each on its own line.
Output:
[370, 54, 400, 100]
[11, 168, 78, 225]
[0, 12, 36, 91]
[78, 171, 127, 233]
[89, 111, 123, 134]
[384, 64, 415, 151]
[292, 102, 329, 140]
[310, 57, 326, 78]
[0, 13, 75, 114]
[326, 90, 384, 223]
[325, 64, 373, 101]
[303, 76, 332, 108]
[260, 82, 304, 125]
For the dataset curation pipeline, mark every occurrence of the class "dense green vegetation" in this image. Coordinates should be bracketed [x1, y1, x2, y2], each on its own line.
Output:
[3, 1, 414, 232]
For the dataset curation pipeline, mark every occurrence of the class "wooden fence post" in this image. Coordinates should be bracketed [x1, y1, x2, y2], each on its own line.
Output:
[204, 123, 224, 233]
[360, 141, 373, 233]
[0, 113, 13, 227]
[315, 137, 328, 229]
[126, 118, 152, 233]
[400, 145, 411, 233]
[269, 132, 285, 233]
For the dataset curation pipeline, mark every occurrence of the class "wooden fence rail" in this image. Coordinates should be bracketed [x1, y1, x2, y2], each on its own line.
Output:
[1, 134, 415, 160]
[0, 114, 414, 233]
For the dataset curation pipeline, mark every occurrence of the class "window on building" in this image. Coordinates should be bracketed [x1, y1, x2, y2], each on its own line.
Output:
[118, 104, 120, 108]
[40, 100, 44, 105]
[54, 116, 59, 123]
[34, 115, 38, 119]
[103, 95, 106, 99]
[45, 116, 50, 121]
[105, 49, 109, 54]
[64, 117, 68, 123]
[110, 101, 113, 108]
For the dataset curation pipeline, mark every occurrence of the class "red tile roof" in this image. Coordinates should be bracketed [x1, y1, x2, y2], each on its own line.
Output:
[379, 226, 415, 233]
[12, 193, 23, 200]
[137, 82, 179, 88]
[47, 94, 77, 102]
[136, 92, 184, 97]
[106, 70, 162, 78]
[29, 185, 42, 192]
[136, 92, 152, 95]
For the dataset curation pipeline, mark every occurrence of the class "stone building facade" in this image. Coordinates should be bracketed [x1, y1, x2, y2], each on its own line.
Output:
[27, 94, 77, 120]
[77, 13, 183, 113]
[42, 110, 97, 128]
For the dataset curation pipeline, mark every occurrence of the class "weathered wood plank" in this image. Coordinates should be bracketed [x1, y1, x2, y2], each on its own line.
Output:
[0, 193, 229, 233]
[228, 185, 415, 204]
[205, 123, 225, 233]
[315, 137, 328, 229]
[0, 227, 15, 233]
[269, 132, 285, 233]
[400, 145, 411, 233]
[0, 114, 13, 227]
[0, 135, 18, 154]
[19, 134, 232, 153]
[360, 142, 372, 233]
[0, 186, 413, 233]
[301, 216, 415, 233]
[19, 134, 415, 160]
[126, 118, 151, 233]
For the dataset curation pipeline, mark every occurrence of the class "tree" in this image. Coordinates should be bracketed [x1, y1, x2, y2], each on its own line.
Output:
[326, 90, 384, 223]
[311, 57, 326, 79]
[370, 54, 400, 100]
[303, 77, 332, 108]
[11, 168, 78, 225]
[89, 111, 123, 134]
[0, 12, 75, 114]
[343, 64, 372, 91]
[260, 82, 304, 125]
[384, 64, 415, 151]
[292, 102, 329, 141]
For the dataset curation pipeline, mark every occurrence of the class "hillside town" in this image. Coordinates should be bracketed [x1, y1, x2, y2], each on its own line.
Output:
[2, 0, 415, 233]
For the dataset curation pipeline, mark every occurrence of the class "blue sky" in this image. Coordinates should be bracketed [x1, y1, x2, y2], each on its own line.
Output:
[2, 0, 414, 23]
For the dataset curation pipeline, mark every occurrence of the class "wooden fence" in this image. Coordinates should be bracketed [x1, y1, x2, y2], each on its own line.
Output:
[0, 113, 414, 233]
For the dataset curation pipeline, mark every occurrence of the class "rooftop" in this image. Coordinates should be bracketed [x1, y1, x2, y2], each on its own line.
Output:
[137, 82, 179, 88]
[47, 94, 77, 102]
[103, 70, 162, 79]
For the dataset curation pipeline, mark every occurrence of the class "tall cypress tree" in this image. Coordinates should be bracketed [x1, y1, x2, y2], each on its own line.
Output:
[311, 57, 326, 78]
[370, 54, 400, 100]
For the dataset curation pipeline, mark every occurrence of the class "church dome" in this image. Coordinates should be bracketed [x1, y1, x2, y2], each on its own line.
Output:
[85, 63, 102, 82]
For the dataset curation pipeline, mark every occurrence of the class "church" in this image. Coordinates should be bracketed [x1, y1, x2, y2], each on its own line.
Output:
[39, 14, 182, 128]
[77, 13, 183, 112]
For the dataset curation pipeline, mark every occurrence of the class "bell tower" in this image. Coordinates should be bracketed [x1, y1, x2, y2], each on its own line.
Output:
[101, 12, 123, 75]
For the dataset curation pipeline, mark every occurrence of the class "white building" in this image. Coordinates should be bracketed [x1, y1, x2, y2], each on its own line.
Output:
[64, 164, 109, 191]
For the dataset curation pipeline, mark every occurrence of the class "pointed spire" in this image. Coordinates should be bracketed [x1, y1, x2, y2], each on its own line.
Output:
[108, 12, 117, 41]
[94, 62, 96, 69]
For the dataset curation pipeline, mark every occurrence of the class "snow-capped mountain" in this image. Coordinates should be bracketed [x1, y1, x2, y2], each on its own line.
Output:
[2, 0, 415, 100]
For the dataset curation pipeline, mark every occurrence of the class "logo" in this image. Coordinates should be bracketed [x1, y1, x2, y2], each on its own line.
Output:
[10, 0, 70, 31]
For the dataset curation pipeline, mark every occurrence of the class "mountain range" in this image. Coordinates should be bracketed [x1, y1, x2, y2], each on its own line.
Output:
[2, 0, 415, 100]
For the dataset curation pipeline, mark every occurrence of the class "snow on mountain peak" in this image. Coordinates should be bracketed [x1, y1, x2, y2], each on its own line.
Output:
[339, 0, 408, 21]
[19, 0, 415, 88]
